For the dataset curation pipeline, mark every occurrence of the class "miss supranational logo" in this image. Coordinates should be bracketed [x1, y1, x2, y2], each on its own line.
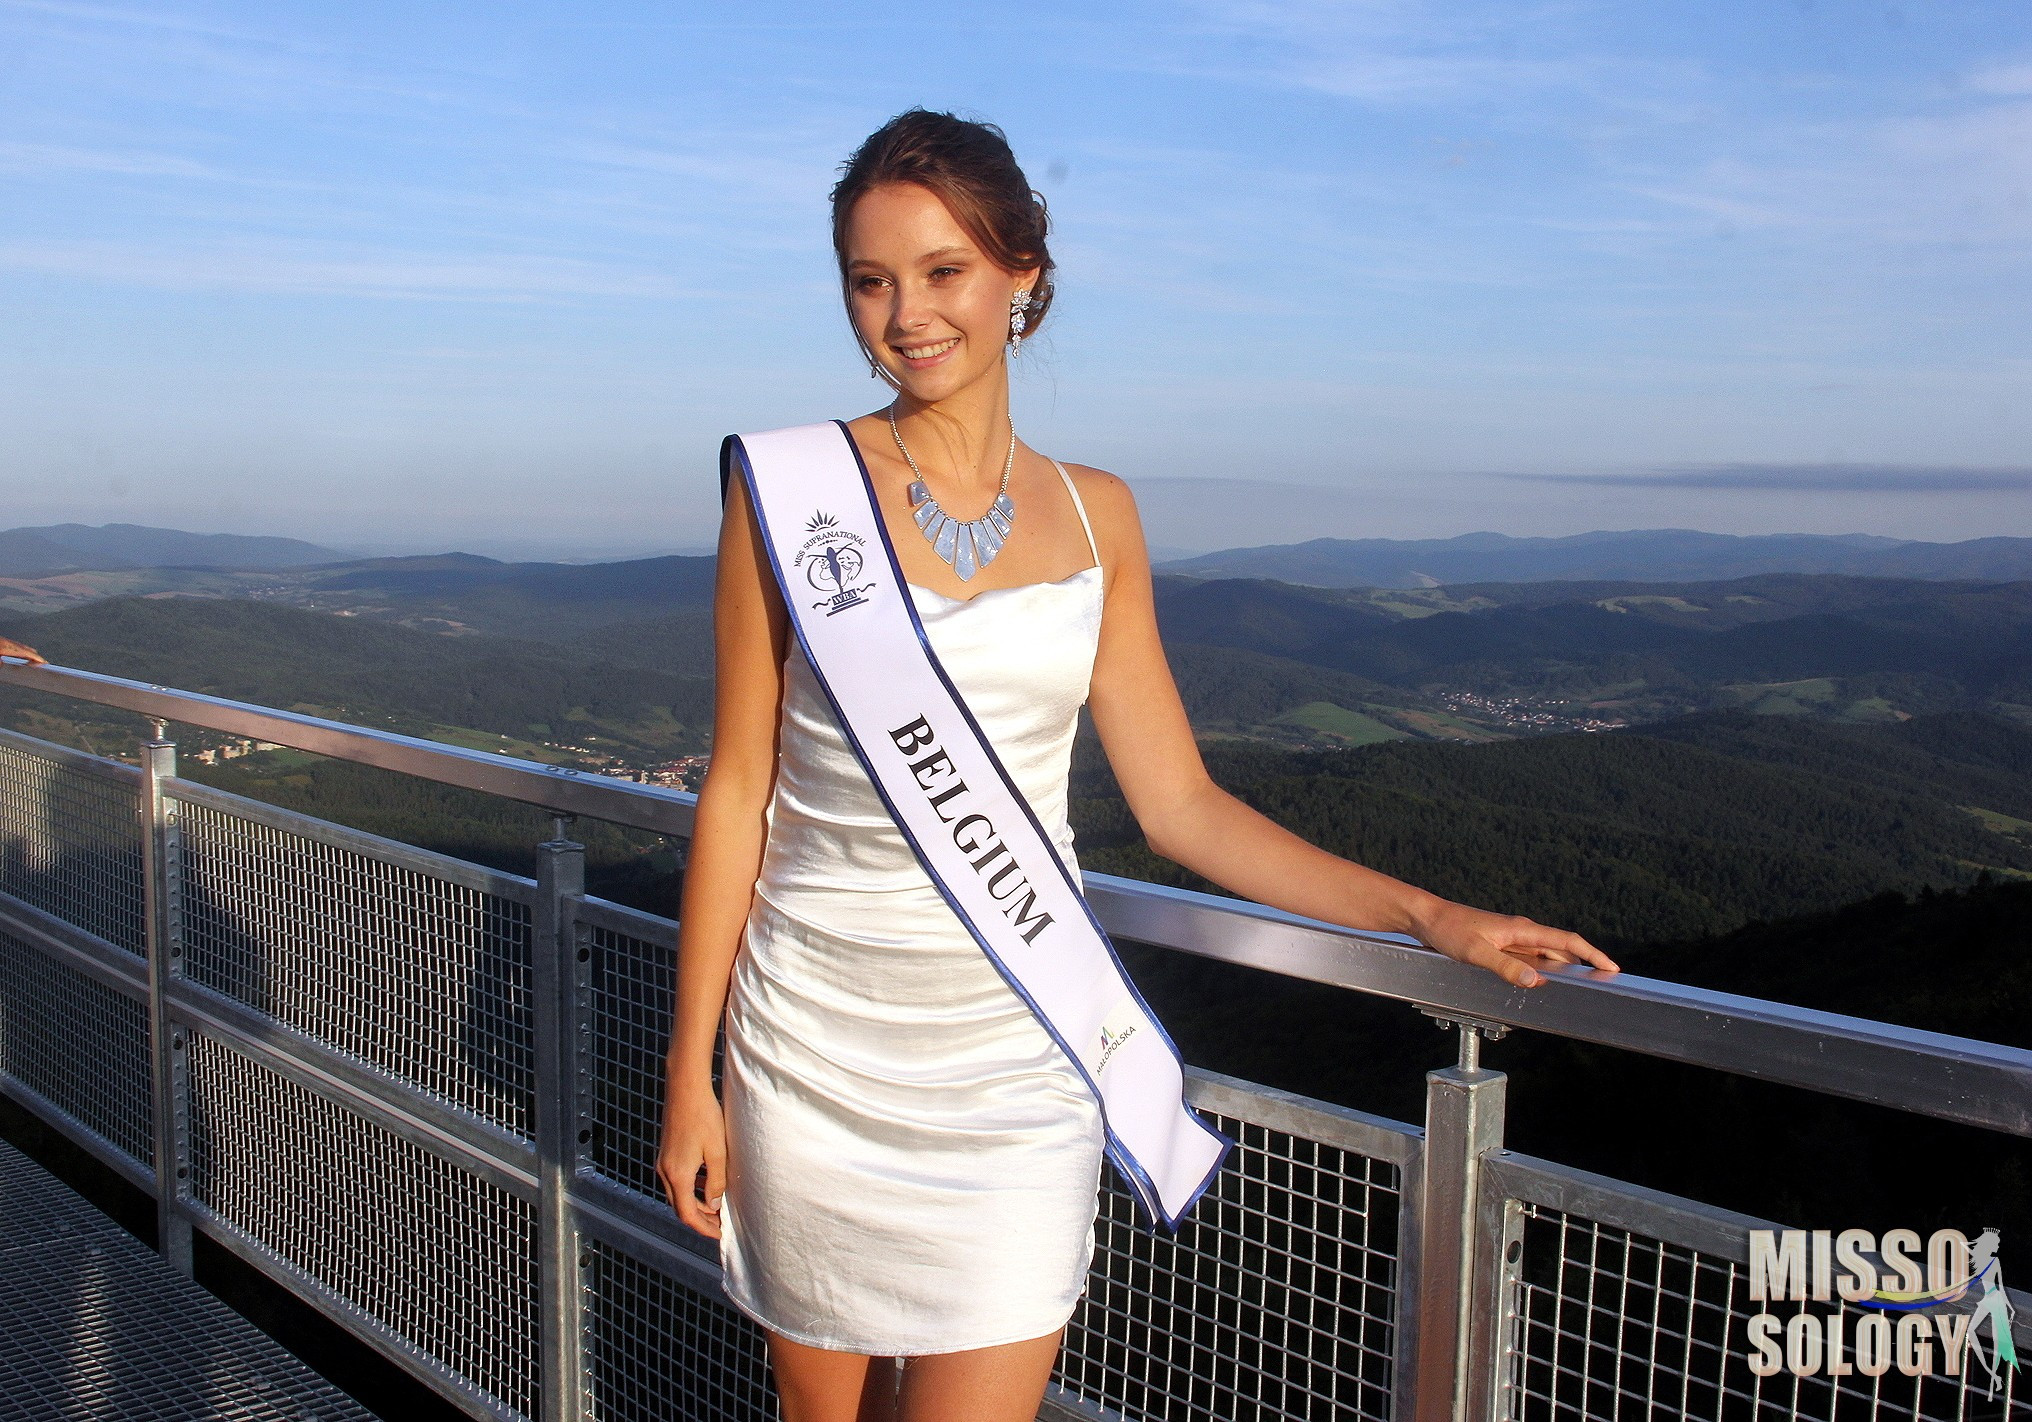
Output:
[1744, 1227, 2018, 1396]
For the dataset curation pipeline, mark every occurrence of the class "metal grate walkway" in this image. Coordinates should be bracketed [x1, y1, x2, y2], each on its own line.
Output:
[0, 1138, 376, 1422]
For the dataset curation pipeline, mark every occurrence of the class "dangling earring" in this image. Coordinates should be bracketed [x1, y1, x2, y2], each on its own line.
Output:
[1007, 287, 1033, 355]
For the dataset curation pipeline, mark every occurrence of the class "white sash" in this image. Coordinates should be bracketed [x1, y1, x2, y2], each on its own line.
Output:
[723, 420, 1230, 1230]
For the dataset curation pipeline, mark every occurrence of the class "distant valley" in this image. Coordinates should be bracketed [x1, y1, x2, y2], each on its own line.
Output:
[7, 520, 2026, 1247]
[1157, 528, 2032, 588]
[9, 539, 2032, 947]
[8, 521, 2032, 768]
[1152, 571, 2032, 738]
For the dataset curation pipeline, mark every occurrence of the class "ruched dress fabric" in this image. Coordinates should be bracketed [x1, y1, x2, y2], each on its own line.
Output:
[718, 463, 1109, 1356]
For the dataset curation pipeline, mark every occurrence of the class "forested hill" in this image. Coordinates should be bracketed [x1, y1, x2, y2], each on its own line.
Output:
[1152, 571, 2032, 727]
[0, 522, 344, 577]
[0, 595, 714, 761]
[1157, 529, 2032, 588]
[20, 567, 2032, 749]
[304, 552, 719, 637]
[1070, 711, 2032, 945]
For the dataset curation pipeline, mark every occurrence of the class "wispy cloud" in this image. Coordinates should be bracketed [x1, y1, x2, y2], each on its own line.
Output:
[1508, 464, 2032, 493]
[1630, 94, 2032, 247]
[1141, 0, 1701, 118]
[0, 239, 699, 301]
[568, 140, 838, 210]
[3, 1, 2029, 542]
[1967, 60, 2032, 96]
[2, 0, 508, 118]
[0, 139, 221, 179]
[1, 0, 263, 42]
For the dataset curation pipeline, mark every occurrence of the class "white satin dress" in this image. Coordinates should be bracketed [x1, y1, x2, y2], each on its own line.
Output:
[718, 461, 1109, 1356]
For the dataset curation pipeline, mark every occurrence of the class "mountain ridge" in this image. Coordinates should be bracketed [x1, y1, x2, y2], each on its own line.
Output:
[0, 522, 348, 577]
[1158, 529, 2032, 587]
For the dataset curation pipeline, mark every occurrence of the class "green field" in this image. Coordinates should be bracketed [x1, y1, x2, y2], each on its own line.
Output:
[1965, 804, 2032, 840]
[1724, 678, 1839, 716]
[1392, 707, 1507, 742]
[1271, 701, 1412, 745]
[1597, 595, 1710, 614]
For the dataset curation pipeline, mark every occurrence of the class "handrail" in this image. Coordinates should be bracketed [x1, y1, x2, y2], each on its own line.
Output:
[0, 658, 697, 836]
[7, 656, 2030, 1139]
[1091, 878, 2032, 1137]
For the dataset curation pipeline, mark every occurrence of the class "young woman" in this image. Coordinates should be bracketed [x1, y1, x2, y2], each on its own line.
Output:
[658, 109, 1618, 1422]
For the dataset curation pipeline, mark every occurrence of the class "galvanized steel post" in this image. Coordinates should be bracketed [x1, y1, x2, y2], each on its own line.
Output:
[141, 728, 193, 1274]
[1470, 1175, 1528, 1421]
[1413, 1013, 1510, 1422]
[534, 835, 588, 1422]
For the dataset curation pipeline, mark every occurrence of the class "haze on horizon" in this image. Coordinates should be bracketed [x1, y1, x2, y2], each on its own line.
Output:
[3, 0, 2029, 557]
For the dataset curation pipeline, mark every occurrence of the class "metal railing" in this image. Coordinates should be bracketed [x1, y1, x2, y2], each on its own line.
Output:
[0, 656, 2028, 1422]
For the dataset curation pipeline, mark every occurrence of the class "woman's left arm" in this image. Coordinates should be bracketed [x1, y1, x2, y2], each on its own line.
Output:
[1078, 469, 1619, 989]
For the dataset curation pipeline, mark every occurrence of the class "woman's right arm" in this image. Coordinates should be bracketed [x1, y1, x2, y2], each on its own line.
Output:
[656, 471, 788, 1239]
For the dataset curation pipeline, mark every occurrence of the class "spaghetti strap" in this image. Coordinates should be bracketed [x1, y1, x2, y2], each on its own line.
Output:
[1051, 459, 1101, 569]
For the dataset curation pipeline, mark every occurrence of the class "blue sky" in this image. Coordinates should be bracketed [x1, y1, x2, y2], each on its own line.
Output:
[3, 0, 2029, 557]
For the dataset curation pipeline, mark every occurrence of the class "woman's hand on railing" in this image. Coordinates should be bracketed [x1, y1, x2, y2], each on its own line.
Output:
[1411, 899, 1619, 989]
[657, 1075, 728, 1239]
[0, 637, 46, 665]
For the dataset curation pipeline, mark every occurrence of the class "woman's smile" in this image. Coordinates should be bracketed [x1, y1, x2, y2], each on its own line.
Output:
[895, 335, 960, 368]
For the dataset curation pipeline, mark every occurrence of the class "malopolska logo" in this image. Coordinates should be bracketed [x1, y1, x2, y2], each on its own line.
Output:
[1095, 1000, 1140, 1076]
[1743, 1227, 2018, 1395]
[794, 510, 874, 616]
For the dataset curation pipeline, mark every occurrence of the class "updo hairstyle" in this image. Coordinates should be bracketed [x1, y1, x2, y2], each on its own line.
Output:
[830, 109, 1056, 345]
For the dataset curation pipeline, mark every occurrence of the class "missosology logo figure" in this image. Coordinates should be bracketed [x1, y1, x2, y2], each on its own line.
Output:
[1869, 1227, 2018, 1398]
[1745, 1226, 2019, 1392]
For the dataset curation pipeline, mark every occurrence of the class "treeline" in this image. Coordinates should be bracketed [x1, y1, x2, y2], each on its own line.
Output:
[1070, 711, 2032, 945]
[1154, 571, 2032, 713]
[0, 595, 714, 759]
[1163, 644, 1432, 731]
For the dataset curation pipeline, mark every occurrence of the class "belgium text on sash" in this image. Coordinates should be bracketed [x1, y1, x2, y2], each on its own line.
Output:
[722, 420, 1231, 1230]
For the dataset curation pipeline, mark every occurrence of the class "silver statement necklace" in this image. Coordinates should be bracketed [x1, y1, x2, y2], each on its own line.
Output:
[889, 405, 1017, 582]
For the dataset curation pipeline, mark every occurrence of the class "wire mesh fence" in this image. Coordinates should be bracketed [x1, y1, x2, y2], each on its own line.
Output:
[580, 1236, 779, 1422]
[2, 719, 2029, 1422]
[184, 1029, 544, 1415]
[175, 786, 539, 1139]
[0, 729, 145, 957]
[0, 925, 153, 1169]
[1501, 1188, 2030, 1422]
[582, 900, 679, 1202]
[1057, 1099, 1409, 1421]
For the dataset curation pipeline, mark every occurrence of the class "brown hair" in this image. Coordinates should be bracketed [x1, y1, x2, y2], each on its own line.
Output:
[830, 108, 1056, 344]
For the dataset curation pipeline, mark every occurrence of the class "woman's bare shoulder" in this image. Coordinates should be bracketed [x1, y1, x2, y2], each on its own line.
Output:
[1055, 460, 1145, 550]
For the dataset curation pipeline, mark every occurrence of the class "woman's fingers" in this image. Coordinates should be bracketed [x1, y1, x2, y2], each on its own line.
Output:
[671, 1160, 721, 1239]
[1502, 921, 1620, 974]
[1430, 907, 1618, 989]
[0, 637, 46, 665]
[1463, 939, 1543, 988]
[700, 1136, 727, 1231]
[660, 1130, 727, 1240]
[655, 1150, 683, 1211]
[684, 1170, 723, 1240]
[659, 1139, 719, 1239]
[1545, 930, 1617, 973]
